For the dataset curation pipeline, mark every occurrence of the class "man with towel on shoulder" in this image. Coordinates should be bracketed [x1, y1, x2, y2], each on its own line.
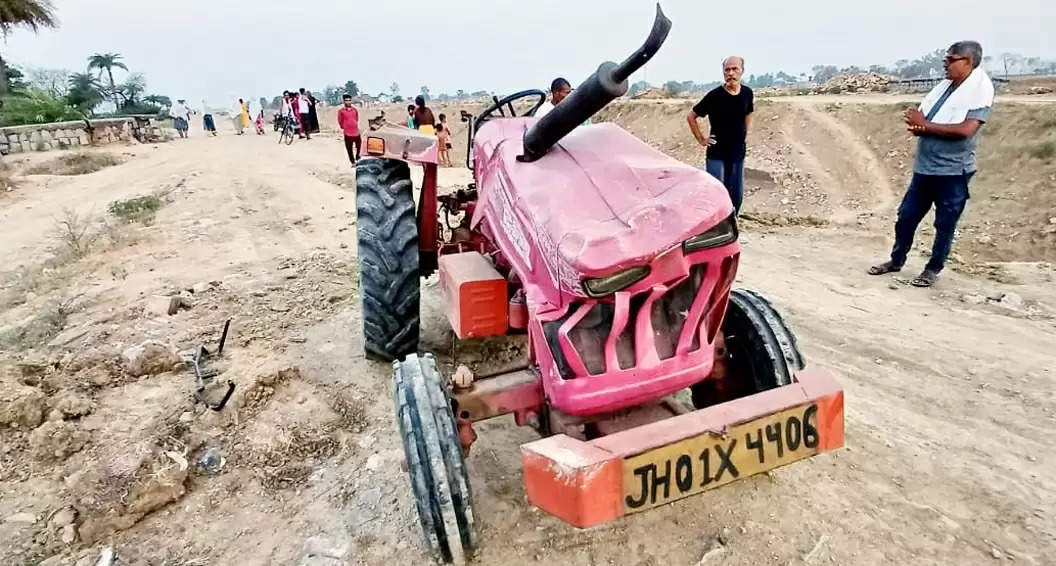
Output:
[868, 41, 994, 287]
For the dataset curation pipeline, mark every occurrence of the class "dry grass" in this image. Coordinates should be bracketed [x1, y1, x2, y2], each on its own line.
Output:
[1027, 140, 1056, 161]
[25, 151, 122, 176]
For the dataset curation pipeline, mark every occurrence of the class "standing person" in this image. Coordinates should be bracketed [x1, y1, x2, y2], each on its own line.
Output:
[402, 104, 417, 129]
[170, 99, 190, 138]
[535, 77, 571, 119]
[868, 41, 994, 288]
[255, 109, 266, 135]
[232, 98, 247, 135]
[240, 98, 251, 131]
[201, 100, 217, 136]
[304, 89, 320, 134]
[413, 95, 435, 135]
[436, 123, 452, 166]
[296, 88, 311, 140]
[439, 113, 453, 154]
[687, 56, 754, 214]
[338, 94, 361, 166]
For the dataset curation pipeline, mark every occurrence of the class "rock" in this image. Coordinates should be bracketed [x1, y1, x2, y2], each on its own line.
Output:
[999, 292, 1023, 309]
[48, 391, 94, 420]
[191, 281, 212, 294]
[29, 421, 88, 461]
[197, 448, 225, 473]
[961, 294, 986, 305]
[61, 523, 78, 544]
[0, 381, 46, 428]
[49, 506, 77, 528]
[1049, 217, 1056, 225]
[121, 340, 182, 377]
[47, 325, 91, 347]
[95, 547, 115, 566]
[990, 547, 1002, 559]
[303, 535, 350, 560]
[145, 294, 181, 316]
[5, 512, 37, 524]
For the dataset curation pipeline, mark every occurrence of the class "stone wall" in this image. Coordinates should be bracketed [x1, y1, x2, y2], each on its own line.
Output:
[0, 116, 171, 155]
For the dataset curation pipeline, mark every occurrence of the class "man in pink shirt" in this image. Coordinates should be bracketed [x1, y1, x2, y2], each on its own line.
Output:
[338, 94, 361, 165]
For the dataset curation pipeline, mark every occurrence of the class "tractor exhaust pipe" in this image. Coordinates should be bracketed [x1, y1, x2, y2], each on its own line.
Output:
[518, 3, 672, 163]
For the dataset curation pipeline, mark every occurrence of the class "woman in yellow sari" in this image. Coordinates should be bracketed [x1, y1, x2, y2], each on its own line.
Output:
[240, 98, 250, 130]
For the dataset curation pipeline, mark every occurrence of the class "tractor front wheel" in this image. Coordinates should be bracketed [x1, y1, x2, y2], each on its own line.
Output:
[693, 289, 805, 408]
[355, 158, 420, 361]
[394, 354, 477, 565]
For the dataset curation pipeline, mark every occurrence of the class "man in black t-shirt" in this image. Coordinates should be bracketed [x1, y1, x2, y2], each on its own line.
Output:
[687, 56, 754, 214]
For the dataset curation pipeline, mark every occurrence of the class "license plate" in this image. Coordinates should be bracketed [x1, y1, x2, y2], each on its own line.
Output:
[623, 403, 821, 513]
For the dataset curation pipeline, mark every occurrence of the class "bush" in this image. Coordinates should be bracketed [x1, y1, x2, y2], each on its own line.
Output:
[108, 194, 162, 225]
[0, 89, 82, 127]
[1027, 140, 1056, 161]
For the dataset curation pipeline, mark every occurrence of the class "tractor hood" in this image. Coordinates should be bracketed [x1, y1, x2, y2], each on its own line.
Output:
[472, 118, 734, 300]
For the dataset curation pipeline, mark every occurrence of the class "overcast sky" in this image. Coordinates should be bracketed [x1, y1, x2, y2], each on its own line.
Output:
[4, 0, 1053, 107]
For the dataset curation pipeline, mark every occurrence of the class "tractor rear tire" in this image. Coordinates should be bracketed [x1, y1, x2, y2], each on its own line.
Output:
[394, 354, 476, 565]
[694, 289, 805, 407]
[356, 158, 420, 361]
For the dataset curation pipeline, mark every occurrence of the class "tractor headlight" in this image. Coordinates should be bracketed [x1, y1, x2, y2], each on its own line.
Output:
[683, 216, 738, 252]
[582, 266, 651, 298]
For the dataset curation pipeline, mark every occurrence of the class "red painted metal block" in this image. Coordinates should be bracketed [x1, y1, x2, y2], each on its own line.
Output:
[439, 252, 508, 339]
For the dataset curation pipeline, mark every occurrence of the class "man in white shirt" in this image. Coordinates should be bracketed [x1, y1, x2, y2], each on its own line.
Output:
[533, 77, 589, 126]
[534, 77, 571, 119]
[298, 88, 311, 140]
[201, 100, 217, 136]
[170, 99, 190, 138]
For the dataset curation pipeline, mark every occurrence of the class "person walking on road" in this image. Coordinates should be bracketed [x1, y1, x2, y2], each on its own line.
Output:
[868, 41, 994, 288]
[338, 94, 361, 166]
[201, 100, 218, 136]
[687, 56, 754, 215]
[304, 89, 320, 134]
[170, 99, 191, 138]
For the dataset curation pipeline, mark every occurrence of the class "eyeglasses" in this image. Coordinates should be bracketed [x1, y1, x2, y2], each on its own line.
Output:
[944, 56, 968, 64]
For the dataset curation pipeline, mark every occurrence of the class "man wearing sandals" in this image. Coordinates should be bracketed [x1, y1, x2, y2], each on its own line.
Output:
[869, 41, 994, 287]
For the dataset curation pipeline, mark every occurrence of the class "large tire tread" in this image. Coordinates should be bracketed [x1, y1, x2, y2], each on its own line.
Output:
[356, 158, 420, 361]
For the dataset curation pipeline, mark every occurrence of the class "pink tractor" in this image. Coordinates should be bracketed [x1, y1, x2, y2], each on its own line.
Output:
[355, 6, 844, 564]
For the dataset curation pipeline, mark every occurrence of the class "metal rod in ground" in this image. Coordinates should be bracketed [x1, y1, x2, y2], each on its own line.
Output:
[218, 319, 231, 355]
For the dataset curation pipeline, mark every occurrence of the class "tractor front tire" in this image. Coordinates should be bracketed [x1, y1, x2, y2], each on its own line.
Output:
[394, 354, 477, 565]
[355, 158, 420, 361]
[694, 289, 805, 407]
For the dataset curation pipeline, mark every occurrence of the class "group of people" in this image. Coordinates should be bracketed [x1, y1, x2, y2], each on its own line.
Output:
[167, 98, 266, 137]
[686, 41, 994, 288]
[399, 95, 455, 166]
[280, 89, 321, 140]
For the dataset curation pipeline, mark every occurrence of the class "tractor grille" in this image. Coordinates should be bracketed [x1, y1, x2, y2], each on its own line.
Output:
[544, 258, 737, 379]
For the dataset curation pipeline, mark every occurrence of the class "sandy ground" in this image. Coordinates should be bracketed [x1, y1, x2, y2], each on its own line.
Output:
[1, 96, 1054, 566]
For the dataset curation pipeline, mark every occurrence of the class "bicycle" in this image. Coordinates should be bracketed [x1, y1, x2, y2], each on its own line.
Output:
[276, 114, 297, 145]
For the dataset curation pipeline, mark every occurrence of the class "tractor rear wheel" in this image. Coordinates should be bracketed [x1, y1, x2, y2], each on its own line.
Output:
[394, 354, 476, 565]
[356, 158, 420, 361]
[693, 289, 805, 408]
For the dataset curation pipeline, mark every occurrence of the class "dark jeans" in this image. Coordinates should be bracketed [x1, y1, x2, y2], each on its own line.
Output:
[706, 156, 745, 213]
[344, 135, 362, 163]
[890, 172, 973, 273]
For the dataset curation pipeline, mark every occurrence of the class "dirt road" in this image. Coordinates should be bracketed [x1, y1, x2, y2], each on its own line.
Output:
[1, 116, 1054, 566]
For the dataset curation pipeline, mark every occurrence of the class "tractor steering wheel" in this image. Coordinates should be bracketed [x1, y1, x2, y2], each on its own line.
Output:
[474, 89, 547, 132]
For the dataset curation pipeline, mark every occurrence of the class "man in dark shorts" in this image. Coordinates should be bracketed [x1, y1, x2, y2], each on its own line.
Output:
[687, 56, 754, 214]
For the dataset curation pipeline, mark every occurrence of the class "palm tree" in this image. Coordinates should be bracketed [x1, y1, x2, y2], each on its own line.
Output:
[87, 52, 127, 108]
[0, 0, 58, 94]
[66, 71, 102, 112]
